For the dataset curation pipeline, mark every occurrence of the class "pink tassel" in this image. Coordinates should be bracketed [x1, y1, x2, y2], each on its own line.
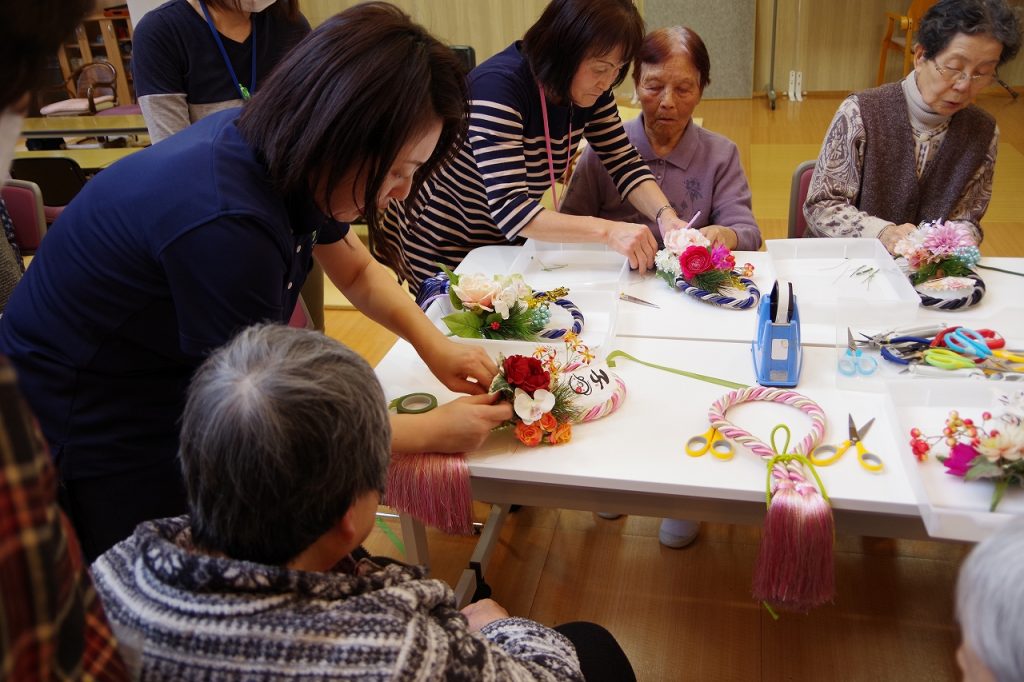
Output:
[753, 460, 835, 612]
[384, 452, 474, 535]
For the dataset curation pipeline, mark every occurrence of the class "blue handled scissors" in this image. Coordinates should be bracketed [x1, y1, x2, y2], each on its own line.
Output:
[686, 427, 734, 461]
[838, 328, 878, 376]
[940, 327, 993, 358]
[810, 415, 883, 472]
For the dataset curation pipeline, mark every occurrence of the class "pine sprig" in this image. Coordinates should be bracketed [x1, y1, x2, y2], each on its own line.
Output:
[479, 303, 543, 340]
[548, 379, 584, 424]
[911, 257, 974, 285]
[692, 268, 734, 293]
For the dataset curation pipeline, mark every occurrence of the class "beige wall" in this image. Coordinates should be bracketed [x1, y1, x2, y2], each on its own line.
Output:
[301, 0, 1021, 95]
[752, 0, 1023, 93]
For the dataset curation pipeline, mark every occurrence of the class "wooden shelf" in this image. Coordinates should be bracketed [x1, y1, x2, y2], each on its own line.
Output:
[57, 13, 135, 105]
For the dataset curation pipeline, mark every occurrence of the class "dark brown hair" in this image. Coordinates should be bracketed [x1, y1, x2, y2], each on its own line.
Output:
[236, 2, 468, 234]
[522, 0, 645, 104]
[0, 0, 94, 109]
[634, 26, 711, 93]
[917, 0, 1021, 66]
[202, 0, 301, 22]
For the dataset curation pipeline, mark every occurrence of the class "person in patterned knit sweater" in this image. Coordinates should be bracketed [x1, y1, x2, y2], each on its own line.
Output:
[91, 324, 636, 681]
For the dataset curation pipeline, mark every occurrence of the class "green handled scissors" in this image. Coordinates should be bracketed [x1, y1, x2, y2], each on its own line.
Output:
[810, 415, 883, 472]
[686, 427, 734, 461]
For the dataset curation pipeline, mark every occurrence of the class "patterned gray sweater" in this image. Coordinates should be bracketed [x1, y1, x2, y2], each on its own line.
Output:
[91, 517, 583, 681]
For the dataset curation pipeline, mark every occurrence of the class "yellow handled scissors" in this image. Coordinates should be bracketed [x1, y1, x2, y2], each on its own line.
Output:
[810, 415, 883, 472]
[686, 427, 734, 461]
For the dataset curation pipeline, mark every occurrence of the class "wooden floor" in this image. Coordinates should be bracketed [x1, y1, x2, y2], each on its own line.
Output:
[329, 93, 1024, 682]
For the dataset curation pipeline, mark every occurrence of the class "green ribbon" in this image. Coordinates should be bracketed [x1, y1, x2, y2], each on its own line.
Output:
[374, 516, 405, 556]
[605, 350, 748, 389]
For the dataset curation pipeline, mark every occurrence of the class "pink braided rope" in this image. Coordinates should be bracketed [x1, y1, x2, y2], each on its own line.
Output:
[579, 375, 627, 423]
[770, 460, 819, 497]
[707, 387, 826, 458]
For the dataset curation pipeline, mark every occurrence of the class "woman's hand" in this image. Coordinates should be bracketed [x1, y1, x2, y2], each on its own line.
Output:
[699, 225, 739, 250]
[604, 220, 657, 273]
[392, 393, 513, 453]
[419, 337, 498, 395]
[461, 598, 510, 632]
[879, 222, 917, 254]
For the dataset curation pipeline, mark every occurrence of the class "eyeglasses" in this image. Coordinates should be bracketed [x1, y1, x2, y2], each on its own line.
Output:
[931, 60, 996, 86]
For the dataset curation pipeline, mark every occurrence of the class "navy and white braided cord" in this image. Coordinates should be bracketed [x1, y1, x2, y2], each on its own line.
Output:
[673, 274, 760, 310]
[915, 271, 985, 310]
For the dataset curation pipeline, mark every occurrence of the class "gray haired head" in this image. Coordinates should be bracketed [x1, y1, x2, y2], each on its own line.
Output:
[956, 517, 1024, 681]
[180, 324, 391, 565]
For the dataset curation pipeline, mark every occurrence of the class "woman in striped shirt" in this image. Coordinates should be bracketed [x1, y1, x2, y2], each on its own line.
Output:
[377, 0, 696, 294]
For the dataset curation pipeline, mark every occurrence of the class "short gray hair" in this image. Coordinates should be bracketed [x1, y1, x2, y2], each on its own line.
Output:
[180, 324, 391, 565]
[956, 517, 1024, 681]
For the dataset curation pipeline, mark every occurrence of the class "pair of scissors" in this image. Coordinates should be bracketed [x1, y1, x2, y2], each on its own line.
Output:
[810, 415, 883, 472]
[934, 327, 997, 358]
[686, 426, 734, 461]
[838, 328, 879, 376]
[931, 327, 1004, 354]
[619, 292, 660, 308]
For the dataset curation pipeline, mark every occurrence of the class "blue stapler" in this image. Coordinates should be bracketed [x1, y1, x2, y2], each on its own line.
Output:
[751, 280, 802, 387]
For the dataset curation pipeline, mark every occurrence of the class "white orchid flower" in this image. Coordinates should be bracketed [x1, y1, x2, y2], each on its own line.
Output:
[513, 387, 555, 425]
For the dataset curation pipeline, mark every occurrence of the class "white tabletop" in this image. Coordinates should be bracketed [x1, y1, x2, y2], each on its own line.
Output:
[377, 335, 918, 514]
[456, 244, 1024, 347]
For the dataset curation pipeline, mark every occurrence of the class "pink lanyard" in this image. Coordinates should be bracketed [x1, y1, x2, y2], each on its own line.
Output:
[538, 82, 571, 212]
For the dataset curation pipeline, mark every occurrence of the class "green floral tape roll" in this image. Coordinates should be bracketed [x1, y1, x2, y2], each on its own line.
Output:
[390, 392, 438, 414]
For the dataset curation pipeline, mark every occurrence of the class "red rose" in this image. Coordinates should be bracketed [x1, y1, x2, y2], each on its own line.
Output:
[679, 245, 713, 280]
[502, 355, 550, 394]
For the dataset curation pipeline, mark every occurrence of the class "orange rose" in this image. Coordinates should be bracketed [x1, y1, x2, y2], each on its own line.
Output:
[515, 421, 543, 447]
[547, 421, 572, 445]
[538, 412, 558, 432]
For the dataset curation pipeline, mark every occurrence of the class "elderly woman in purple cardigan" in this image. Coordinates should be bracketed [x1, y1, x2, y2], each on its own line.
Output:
[561, 26, 761, 253]
[561, 26, 761, 548]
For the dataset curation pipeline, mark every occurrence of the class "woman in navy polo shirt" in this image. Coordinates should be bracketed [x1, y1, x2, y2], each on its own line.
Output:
[0, 4, 511, 561]
[133, 0, 310, 144]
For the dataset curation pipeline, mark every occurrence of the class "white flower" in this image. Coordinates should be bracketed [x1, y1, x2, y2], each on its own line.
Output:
[662, 227, 710, 255]
[893, 230, 927, 259]
[451, 274, 500, 312]
[513, 387, 555, 424]
[654, 248, 682, 277]
[492, 275, 532, 319]
[977, 423, 1024, 462]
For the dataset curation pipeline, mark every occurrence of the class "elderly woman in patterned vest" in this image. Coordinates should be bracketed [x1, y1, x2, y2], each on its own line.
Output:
[804, 0, 1021, 253]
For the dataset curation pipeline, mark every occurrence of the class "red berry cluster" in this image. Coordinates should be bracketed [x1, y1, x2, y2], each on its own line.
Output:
[909, 410, 994, 462]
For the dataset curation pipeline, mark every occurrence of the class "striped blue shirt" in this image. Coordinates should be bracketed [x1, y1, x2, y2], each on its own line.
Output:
[377, 42, 654, 292]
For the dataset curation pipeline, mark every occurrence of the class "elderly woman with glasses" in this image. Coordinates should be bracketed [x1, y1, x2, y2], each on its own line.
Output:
[804, 0, 1021, 253]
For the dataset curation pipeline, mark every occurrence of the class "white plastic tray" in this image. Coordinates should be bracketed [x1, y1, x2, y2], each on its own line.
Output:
[425, 287, 618, 358]
[765, 238, 919, 328]
[509, 241, 629, 291]
[885, 380, 1024, 542]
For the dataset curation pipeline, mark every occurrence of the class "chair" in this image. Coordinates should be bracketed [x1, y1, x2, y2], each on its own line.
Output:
[39, 62, 118, 116]
[0, 180, 48, 254]
[788, 160, 817, 238]
[9, 157, 89, 224]
[449, 45, 476, 73]
[876, 0, 937, 86]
